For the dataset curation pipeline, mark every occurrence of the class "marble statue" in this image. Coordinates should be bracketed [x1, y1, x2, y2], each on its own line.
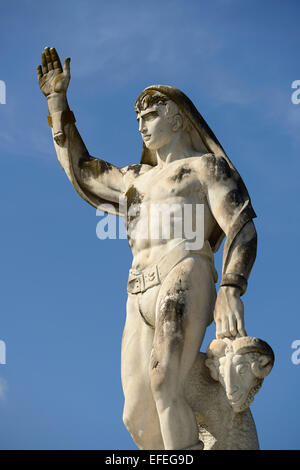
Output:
[37, 47, 274, 450]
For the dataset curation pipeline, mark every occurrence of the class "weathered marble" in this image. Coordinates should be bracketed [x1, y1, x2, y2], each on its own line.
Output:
[206, 337, 274, 413]
[37, 47, 274, 450]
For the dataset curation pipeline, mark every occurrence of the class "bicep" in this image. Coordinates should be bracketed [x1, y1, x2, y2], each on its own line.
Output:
[80, 157, 125, 204]
[205, 158, 245, 235]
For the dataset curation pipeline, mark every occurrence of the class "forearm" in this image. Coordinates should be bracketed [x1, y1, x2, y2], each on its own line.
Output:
[47, 92, 68, 114]
[47, 93, 89, 181]
[220, 221, 257, 295]
[47, 94, 125, 206]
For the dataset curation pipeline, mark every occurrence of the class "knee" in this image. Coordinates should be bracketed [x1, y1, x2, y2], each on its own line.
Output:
[123, 404, 138, 437]
[123, 417, 130, 436]
[123, 409, 145, 449]
[122, 406, 132, 433]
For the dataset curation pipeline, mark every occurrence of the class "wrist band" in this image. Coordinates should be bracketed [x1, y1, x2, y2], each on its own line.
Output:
[47, 109, 76, 127]
[220, 273, 248, 295]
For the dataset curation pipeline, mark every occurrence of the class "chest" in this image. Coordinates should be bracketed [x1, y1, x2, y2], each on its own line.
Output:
[125, 160, 206, 208]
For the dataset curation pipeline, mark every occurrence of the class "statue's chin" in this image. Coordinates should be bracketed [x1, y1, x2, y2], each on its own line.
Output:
[231, 401, 247, 413]
[229, 392, 255, 413]
[143, 141, 156, 150]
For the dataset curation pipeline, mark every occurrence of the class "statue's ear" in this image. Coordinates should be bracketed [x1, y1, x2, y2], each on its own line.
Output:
[173, 114, 183, 132]
[251, 354, 274, 379]
[205, 358, 219, 381]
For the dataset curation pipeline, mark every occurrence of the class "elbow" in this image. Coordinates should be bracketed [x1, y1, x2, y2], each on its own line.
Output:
[243, 221, 258, 262]
[249, 221, 258, 257]
[241, 220, 257, 245]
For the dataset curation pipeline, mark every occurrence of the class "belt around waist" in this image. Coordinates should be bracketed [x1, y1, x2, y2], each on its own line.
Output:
[127, 240, 217, 295]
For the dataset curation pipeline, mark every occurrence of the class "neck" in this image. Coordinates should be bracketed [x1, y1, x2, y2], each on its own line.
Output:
[155, 131, 197, 167]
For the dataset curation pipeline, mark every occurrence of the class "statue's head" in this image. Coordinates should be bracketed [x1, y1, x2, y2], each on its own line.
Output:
[134, 84, 229, 171]
[135, 89, 195, 152]
[205, 337, 274, 412]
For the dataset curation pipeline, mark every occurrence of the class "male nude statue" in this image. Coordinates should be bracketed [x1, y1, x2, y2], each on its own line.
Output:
[37, 47, 257, 450]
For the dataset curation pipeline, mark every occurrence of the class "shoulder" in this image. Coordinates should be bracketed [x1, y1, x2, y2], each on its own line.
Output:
[189, 153, 232, 182]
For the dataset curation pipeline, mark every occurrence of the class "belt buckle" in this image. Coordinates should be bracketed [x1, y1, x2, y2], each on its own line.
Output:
[127, 272, 145, 294]
[136, 274, 145, 293]
[144, 265, 160, 291]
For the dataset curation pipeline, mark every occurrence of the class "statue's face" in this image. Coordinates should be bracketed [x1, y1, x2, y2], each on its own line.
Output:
[218, 352, 259, 412]
[136, 104, 175, 151]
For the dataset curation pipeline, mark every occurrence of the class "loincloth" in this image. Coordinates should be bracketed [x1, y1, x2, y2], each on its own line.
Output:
[127, 240, 218, 295]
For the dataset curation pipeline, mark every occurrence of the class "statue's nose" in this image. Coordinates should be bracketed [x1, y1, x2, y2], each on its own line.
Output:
[225, 364, 239, 397]
[139, 119, 146, 133]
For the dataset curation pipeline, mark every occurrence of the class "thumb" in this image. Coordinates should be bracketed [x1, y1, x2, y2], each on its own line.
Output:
[63, 57, 71, 76]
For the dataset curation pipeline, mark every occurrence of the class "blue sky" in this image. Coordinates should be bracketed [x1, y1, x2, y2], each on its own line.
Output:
[0, 0, 299, 450]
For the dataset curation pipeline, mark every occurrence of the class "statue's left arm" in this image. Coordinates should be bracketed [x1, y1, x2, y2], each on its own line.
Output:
[205, 155, 257, 339]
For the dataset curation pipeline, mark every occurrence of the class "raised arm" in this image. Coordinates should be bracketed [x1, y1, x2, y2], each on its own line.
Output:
[37, 47, 125, 215]
[205, 155, 257, 339]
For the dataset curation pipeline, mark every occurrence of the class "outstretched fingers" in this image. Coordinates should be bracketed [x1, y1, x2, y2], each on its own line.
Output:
[50, 47, 62, 72]
[40, 46, 65, 75]
[41, 51, 48, 74]
[37, 64, 43, 80]
[63, 57, 71, 77]
[38, 47, 63, 78]
[44, 47, 53, 71]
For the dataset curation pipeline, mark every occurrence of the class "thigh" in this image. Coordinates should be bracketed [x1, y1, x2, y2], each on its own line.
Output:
[121, 293, 163, 449]
[152, 255, 216, 384]
[121, 293, 154, 389]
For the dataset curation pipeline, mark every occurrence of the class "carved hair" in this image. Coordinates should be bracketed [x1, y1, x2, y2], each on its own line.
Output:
[207, 336, 274, 372]
[135, 90, 193, 133]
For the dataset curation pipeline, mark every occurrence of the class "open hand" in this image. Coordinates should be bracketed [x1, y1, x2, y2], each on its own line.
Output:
[37, 47, 70, 98]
